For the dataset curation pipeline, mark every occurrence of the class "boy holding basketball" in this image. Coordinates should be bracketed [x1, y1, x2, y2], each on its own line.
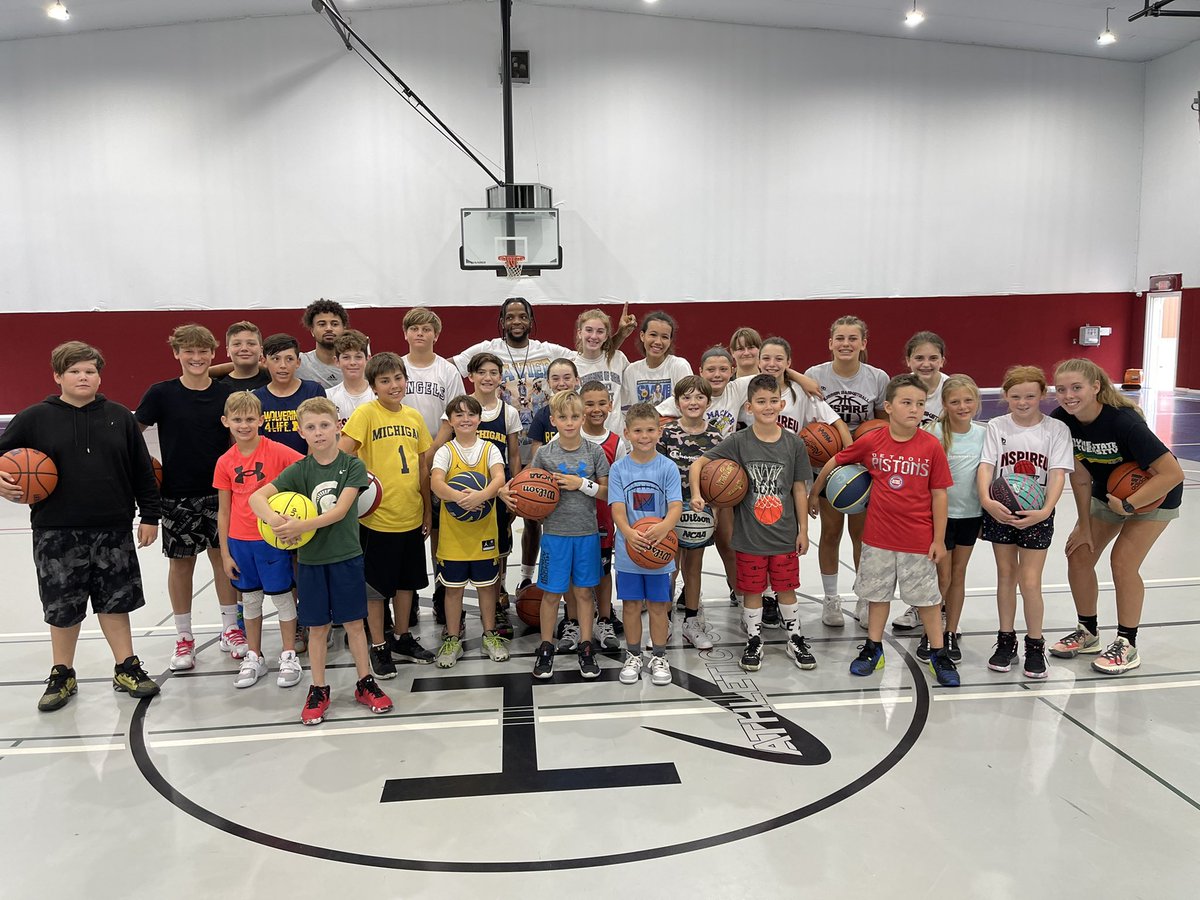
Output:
[214, 391, 304, 689]
[690, 374, 813, 673]
[1, 342, 161, 711]
[249, 397, 391, 725]
[610, 403, 683, 685]
[809, 373, 959, 687]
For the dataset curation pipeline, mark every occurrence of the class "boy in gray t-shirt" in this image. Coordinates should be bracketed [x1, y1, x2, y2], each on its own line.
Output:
[692, 375, 813, 674]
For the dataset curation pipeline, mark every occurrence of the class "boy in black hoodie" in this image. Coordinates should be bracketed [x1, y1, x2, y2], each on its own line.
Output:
[0, 342, 162, 711]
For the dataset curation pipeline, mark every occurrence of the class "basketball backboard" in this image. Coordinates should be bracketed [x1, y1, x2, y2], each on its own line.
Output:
[460, 207, 562, 275]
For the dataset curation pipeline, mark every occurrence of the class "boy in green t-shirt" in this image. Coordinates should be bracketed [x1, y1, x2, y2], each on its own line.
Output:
[249, 397, 393, 726]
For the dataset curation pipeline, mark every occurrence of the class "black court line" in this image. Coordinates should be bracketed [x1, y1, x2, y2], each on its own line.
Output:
[1034, 695, 1200, 813]
[0, 730, 124, 744]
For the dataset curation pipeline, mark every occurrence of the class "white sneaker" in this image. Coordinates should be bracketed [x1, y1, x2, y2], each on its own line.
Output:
[649, 655, 672, 686]
[276, 650, 303, 688]
[233, 650, 267, 688]
[619, 652, 644, 684]
[681, 617, 714, 650]
[220, 627, 249, 659]
[822, 595, 845, 627]
[169, 636, 196, 671]
[855, 599, 870, 629]
[594, 618, 619, 650]
[892, 606, 922, 631]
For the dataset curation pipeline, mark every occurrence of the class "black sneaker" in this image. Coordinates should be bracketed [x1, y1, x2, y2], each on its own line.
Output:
[740, 635, 764, 672]
[988, 630, 1019, 672]
[762, 594, 782, 629]
[112, 656, 160, 699]
[389, 632, 435, 664]
[676, 589, 686, 610]
[370, 643, 397, 680]
[494, 603, 514, 640]
[38, 664, 77, 712]
[611, 614, 624, 636]
[533, 640, 555, 680]
[785, 634, 817, 670]
[1023, 635, 1048, 680]
[729, 590, 739, 608]
[554, 615, 569, 642]
[916, 633, 931, 662]
[929, 649, 961, 687]
[578, 640, 601, 679]
[945, 631, 962, 663]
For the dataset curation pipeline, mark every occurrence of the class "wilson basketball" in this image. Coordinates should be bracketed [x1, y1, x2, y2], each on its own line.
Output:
[853, 418, 888, 441]
[989, 473, 1045, 513]
[444, 470, 492, 521]
[0, 448, 58, 504]
[257, 491, 318, 550]
[1107, 462, 1164, 513]
[507, 468, 560, 519]
[675, 505, 716, 548]
[825, 463, 871, 515]
[627, 517, 679, 569]
[699, 458, 748, 508]
[357, 471, 383, 519]
[515, 582, 544, 628]
[151, 456, 163, 489]
[800, 421, 843, 468]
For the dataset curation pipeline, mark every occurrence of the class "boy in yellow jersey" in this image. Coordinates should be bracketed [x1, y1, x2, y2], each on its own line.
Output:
[339, 352, 435, 676]
[430, 395, 509, 666]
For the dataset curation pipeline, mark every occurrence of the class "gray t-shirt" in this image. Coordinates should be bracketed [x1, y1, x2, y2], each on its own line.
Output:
[802, 361, 889, 431]
[296, 350, 343, 390]
[704, 428, 812, 555]
[531, 439, 610, 537]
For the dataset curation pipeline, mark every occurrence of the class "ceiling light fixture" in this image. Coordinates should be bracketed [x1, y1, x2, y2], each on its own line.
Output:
[1097, 7, 1117, 46]
[47, 1, 70, 21]
[905, 2, 925, 28]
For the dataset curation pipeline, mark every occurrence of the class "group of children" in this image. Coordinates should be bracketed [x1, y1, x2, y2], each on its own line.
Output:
[1, 297, 1184, 721]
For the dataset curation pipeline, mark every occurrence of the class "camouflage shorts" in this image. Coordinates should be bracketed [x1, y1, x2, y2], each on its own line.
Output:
[33, 528, 146, 628]
[161, 493, 220, 559]
[854, 544, 940, 607]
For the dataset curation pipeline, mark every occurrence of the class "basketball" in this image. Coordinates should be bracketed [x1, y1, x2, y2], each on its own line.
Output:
[989, 472, 1045, 512]
[257, 491, 318, 550]
[0, 448, 58, 504]
[853, 418, 888, 441]
[151, 456, 163, 489]
[515, 582, 544, 628]
[825, 463, 871, 514]
[357, 471, 383, 519]
[699, 458, 748, 508]
[675, 505, 716, 548]
[1107, 462, 1164, 513]
[627, 517, 679, 569]
[800, 421, 843, 468]
[507, 468, 560, 519]
[444, 470, 493, 521]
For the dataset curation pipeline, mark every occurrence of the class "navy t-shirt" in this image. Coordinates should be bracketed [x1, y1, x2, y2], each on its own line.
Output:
[253, 380, 327, 455]
[136, 379, 232, 497]
[529, 405, 558, 447]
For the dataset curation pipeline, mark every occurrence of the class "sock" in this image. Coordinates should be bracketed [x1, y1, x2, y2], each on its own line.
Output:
[778, 601, 800, 636]
[219, 604, 239, 631]
[652, 645, 666, 657]
[821, 573, 839, 597]
[1080, 614, 1099, 635]
[174, 614, 193, 640]
[626, 640, 640, 657]
[743, 606, 763, 637]
[684, 607, 698, 620]
[1117, 624, 1138, 647]
[521, 564, 535, 580]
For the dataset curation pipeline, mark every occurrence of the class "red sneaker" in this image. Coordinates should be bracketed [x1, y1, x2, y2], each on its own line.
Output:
[301, 684, 330, 726]
[354, 676, 393, 714]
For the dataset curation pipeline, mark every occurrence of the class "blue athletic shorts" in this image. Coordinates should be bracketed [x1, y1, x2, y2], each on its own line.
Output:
[616, 570, 672, 603]
[228, 537, 294, 594]
[439, 558, 500, 588]
[297, 555, 368, 627]
[537, 532, 602, 594]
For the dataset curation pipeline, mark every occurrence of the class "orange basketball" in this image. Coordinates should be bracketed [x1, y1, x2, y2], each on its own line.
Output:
[628, 517, 679, 569]
[800, 421, 843, 467]
[1106, 462, 1164, 513]
[853, 418, 888, 441]
[507, 468, 560, 519]
[754, 495, 783, 525]
[515, 582, 544, 627]
[699, 458, 748, 508]
[150, 456, 163, 489]
[0, 448, 58, 504]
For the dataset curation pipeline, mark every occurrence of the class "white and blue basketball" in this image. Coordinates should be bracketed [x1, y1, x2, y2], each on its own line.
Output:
[444, 470, 492, 522]
[675, 505, 716, 549]
[825, 463, 871, 515]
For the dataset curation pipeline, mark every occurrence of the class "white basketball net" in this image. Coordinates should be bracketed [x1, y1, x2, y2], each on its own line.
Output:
[499, 254, 525, 279]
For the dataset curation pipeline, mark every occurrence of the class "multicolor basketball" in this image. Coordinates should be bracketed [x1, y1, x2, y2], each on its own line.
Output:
[853, 418, 888, 441]
[444, 470, 492, 521]
[0, 448, 58, 504]
[1107, 462, 1164, 513]
[357, 471, 383, 519]
[988, 472, 1046, 513]
[699, 458, 748, 508]
[825, 463, 871, 515]
[257, 491, 318, 550]
[675, 505, 716, 548]
[800, 421, 843, 468]
[754, 495, 784, 525]
[150, 456, 163, 490]
[506, 468, 560, 519]
[515, 582, 544, 628]
[628, 517, 679, 569]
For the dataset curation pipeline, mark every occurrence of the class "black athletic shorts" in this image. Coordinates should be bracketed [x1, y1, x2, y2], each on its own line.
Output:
[160, 494, 220, 559]
[34, 527, 146, 628]
[361, 525, 430, 597]
[944, 516, 982, 551]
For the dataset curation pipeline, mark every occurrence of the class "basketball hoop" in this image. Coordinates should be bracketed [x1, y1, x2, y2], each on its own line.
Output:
[499, 254, 525, 279]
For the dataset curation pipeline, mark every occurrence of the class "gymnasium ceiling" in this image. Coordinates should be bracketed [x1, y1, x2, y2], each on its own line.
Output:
[4, 0, 1200, 62]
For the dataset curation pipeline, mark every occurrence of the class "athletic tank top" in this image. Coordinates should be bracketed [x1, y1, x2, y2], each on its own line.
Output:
[436, 442, 500, 562]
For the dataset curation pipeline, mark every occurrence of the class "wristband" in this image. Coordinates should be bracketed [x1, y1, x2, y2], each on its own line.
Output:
[580, 478, 599, 497]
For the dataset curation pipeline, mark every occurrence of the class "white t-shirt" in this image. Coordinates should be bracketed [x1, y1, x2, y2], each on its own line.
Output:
[326, 382, 375, 425]
[658, 375, 750, 438]
[432, 439, 504, 474]
[451, 338, 574, 443]
[621, 356, 693, 412]
[919, 373, 951, 425]
[403, 354, 465, 439]
[576, 350, 629, 405]
[980, 414, 1075, 486]
[802, 361, 889, 430]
